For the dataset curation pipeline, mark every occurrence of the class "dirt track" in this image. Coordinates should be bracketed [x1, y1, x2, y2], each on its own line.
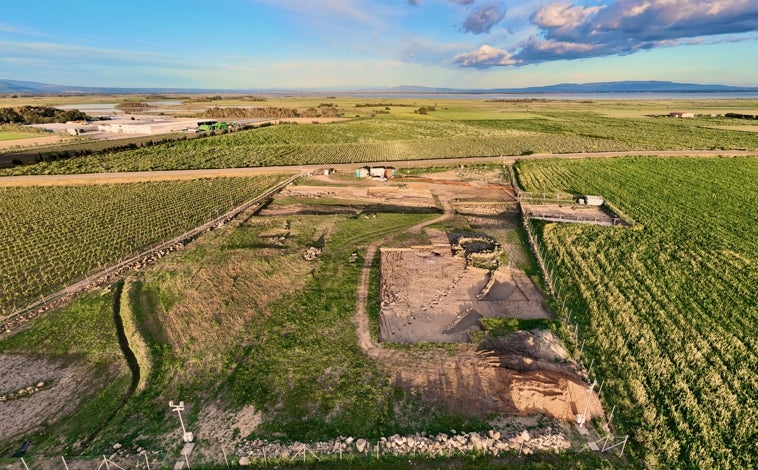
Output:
[0, 150, 754, 186]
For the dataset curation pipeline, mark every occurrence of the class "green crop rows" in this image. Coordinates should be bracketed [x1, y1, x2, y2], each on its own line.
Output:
[0, 175, 289, 317]
[3, 114, 756, 176]
[516, 157, 757, 469]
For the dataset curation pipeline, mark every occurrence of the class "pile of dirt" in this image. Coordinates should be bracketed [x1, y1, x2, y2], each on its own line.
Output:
[385, 348, 602, 422]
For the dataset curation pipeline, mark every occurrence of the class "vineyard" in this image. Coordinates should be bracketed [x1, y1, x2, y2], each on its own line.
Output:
[515, 157, 757, 469]
[2, 113, 757, 175]
[0, 175, 289, 317]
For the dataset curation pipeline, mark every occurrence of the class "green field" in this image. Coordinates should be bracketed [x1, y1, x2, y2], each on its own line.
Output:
[0, 175, 289, 316]
[1, 109, 756, 175]
[0, 131, 38, 141]
[515, 156, 757, 469]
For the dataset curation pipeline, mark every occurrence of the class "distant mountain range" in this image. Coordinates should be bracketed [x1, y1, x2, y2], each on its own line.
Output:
[378, 81, 758, 94]
[1, 79, 756, 95]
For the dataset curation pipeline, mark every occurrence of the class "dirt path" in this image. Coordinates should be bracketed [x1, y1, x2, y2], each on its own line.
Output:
[1, 150, 754, 186]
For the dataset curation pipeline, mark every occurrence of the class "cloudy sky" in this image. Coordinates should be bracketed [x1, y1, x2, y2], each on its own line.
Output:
[1, 0, 757, 89]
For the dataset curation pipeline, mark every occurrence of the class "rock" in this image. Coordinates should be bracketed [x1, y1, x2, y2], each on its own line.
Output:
[516, 430, 530, 443]
[238, 456, 250, 466]
[488, 430, 501, 441]
[345, 437, 354, 445]
[523, 446, 533, 455]
[436, 433, 448, 442]
[279, 449, 290, 459]
[470, 434, 484, 451]
[355, 439, 368, 453]
[36, 382, 45, 388]
[113, 443, 122, 450]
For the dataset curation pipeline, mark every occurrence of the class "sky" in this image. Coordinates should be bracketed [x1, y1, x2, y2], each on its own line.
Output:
[1, 0, 757, 89]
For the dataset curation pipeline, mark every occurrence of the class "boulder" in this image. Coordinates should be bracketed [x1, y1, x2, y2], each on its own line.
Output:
[355, 439, 368, 453]
[238, 456, 250, 466]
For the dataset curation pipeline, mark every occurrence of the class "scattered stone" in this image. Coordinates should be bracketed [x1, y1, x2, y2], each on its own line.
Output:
[113, 443, 122, 450]
[303, 246, 322, 261]
[238, 456, 250, 466]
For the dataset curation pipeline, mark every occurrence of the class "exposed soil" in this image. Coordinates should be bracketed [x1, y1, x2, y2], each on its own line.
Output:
[378, 245, 550, 343]
[0, 354, 124, 449]
[0, 135, 71, 150]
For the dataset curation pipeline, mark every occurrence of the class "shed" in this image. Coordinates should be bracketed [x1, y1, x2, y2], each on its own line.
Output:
[384, 167, 396, 179]
[669, 111, 695, 118]
[369, 167, 386, 178]
[355, 167, 370, 178]
[580, 195, 604, 206]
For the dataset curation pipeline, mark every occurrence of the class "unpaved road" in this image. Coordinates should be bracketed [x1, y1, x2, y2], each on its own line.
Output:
[0, 150, 755, 186]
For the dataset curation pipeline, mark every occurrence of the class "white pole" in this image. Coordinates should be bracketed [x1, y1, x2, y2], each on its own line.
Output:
[61, 456, 69, 470]
[144, 452, 151, 470]
[582, 381, 597, 421]
[222, 447, 229, 468]
[607, 404, 616, 427]
[21, 457, 30, 470]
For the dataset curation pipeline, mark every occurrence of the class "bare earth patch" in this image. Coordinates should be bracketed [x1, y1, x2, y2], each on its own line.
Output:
[0, 354, 120, 446]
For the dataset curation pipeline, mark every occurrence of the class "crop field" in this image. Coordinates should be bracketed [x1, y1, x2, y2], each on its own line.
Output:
[2, 110, 757, 175]
[0, 132, 37, 141]
[0, 175, 289, 317]
[515, 156, 757, 469]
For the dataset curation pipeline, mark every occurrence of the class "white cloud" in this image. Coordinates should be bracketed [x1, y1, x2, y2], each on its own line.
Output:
[453, 44, 517, 67]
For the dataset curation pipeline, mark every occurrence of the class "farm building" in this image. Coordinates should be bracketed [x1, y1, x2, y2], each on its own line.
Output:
[323, 168, 336, 176]
[578, 195, 604, 206]
[669, 111, 695, 118]
[355, 166, 396, 179]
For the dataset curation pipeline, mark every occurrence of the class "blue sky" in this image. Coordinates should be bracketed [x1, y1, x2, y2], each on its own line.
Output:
[1, 0, 757, 89]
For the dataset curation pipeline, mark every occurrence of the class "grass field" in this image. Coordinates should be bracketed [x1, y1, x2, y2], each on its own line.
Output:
[0, 175, 289, 316]
[0, 132, 38, 141]
[515, 156, 757, 469]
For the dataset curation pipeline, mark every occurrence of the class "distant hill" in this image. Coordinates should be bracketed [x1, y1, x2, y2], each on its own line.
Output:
[1, 78, 756, 95]
[381, 81, 758, 94]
